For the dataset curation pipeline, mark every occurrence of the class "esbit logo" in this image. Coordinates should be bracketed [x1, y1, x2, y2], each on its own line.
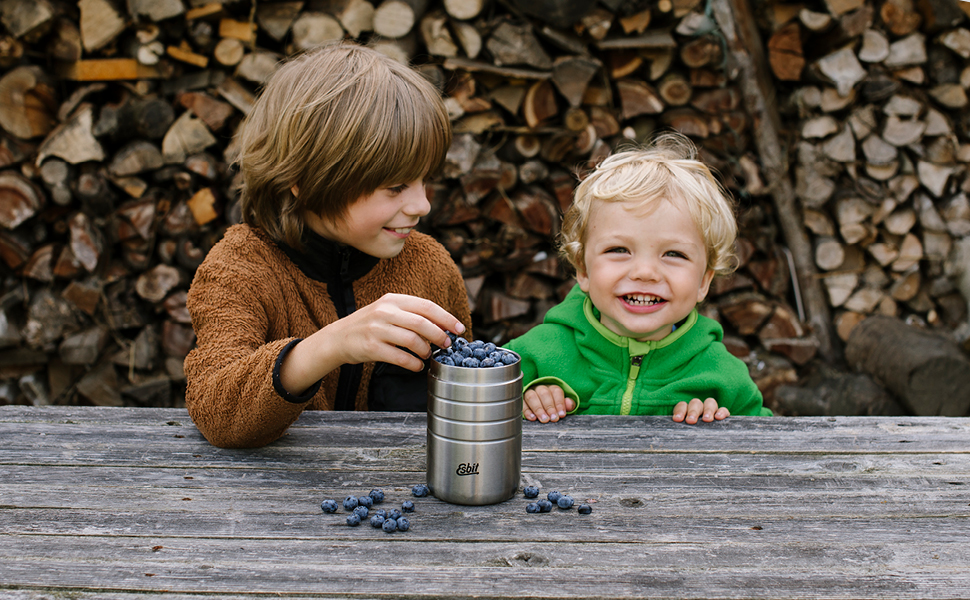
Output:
[456, 462, 480, 476]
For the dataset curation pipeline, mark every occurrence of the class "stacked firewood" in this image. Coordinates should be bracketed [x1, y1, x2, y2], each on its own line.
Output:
[0, 0, 967, 413]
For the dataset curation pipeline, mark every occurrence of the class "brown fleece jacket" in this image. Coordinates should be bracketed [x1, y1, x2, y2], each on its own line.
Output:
[184, 224, 471, 448]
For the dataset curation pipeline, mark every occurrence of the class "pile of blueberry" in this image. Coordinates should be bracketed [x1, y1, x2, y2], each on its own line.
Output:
[434, 332, 519, 369]
[319, 485, 432, 533]
[522, 485, 592, 515]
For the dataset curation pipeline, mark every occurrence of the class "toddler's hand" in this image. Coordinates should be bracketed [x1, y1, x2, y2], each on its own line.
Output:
[672, 397, 729, 424]
[523, 385, 575, 423]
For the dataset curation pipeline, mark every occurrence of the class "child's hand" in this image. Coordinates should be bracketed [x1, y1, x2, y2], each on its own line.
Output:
[334, 293, 464, 371]
[672, 398, 729, 424]
[523, 385, 576, 423]
[280, 294, 464, 395]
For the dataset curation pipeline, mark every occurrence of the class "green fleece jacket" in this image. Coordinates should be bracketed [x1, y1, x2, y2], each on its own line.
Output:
[505, 285, 771, 416]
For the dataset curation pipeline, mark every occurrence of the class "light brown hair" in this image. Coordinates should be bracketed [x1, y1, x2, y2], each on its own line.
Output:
[237, 42, 452, 250]
[560, 132, 739, 277]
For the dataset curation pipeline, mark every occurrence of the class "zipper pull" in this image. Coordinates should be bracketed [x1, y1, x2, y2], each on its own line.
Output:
[631, 355, 643, 367]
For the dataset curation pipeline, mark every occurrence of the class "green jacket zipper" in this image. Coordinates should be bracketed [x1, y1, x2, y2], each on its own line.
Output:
[621, 354, 645, 415]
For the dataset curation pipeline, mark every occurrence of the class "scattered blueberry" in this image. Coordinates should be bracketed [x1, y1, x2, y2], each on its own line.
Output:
[343, 496, 359, 511]
[557, 495, 574, 509]
[357, 495, 373, 508]
[346, 514, 361, 526]
[396, 517, 410, 532]
[526, 502, 541, 513]
[523, 486, 539, 499]
[368, 489, 385, 504]
[382, 518, 398, 533]
[537, 499, 553, 512]
[547, 491, 562, 504]
[402, 500, 415, 513]
[353, 505, 369, 518]
[578, 504, 592, 515]
[374, 508, 387, 519]
[320, 499, 338, 513]
[389, 509, 403, 521]
[370, 514, 385, 528]
[412, 484, 429, 497]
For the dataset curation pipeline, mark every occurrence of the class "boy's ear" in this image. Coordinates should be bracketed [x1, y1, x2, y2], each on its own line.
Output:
[696, 268, 715, 303]
[576, 269, 590, 293]
[291, 185, 300, 198]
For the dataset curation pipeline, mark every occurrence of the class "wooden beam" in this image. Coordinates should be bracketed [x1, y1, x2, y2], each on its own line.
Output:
[710, 0, 841, 363]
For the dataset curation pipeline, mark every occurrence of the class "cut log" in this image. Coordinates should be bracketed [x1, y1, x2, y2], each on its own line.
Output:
[373, 0, 428, 39]
[846, 315, 970, 415]
[291, 12, 345, 52]
[219, 18, 257, 43]
[551, 55, 602, 108]
[487, 21, 553, 70]
[0, 170, 45, 230]
[78, 0, 126, 53]
[69, 212, 101, 273]
[162, 111, 218, 164]
[443, 0, 485, 20]
[767, 22, 804, 81]
[420, 11, 458, 57]
[0, 66, 56, 140]
[136, 264, 183, 304]
[522, 80, 557, 129]
[617, 79, 664, 119]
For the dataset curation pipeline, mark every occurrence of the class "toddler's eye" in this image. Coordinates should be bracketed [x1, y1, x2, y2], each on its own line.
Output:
[664, 250, 687, 259]
[605, 247, 628, 254]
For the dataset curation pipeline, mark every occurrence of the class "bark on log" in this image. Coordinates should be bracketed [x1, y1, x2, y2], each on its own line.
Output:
[845, 315, 970, 416]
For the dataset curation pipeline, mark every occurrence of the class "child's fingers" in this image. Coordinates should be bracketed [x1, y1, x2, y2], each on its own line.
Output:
[672, 401, 688, 422]
[701, 398, 720, 422]
[684, 398, 705, 424]
[383, 294, 465, 346]
[524, 386, 565, 423]
[714, 406, 730, 420]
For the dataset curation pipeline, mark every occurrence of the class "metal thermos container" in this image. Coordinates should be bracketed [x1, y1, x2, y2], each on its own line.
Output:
[426, 351, 522, 505]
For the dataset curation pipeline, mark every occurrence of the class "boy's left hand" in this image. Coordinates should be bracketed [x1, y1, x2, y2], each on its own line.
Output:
[672, 398, 729, 424]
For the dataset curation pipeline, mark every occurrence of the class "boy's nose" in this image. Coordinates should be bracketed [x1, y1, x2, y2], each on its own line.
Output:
[403, 182, 431, 217]
[630, 257, 661, 281]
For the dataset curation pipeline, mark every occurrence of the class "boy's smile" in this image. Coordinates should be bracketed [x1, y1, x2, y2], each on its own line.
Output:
[577, 199, 714, 341]
[305, 178, 430, 259]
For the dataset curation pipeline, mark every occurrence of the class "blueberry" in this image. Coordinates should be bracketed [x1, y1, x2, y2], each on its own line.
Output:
[402, 500, 415, 513]
[343, 496, 359, 511]
[526, 502, 540, 513]
[578, 504, 592, 515]
[382, 518, 398, 533]
[453, 336, 467, 349]
[357, 495, 373, 508]
[483, 342, 496, 353]
[436, 355, 455, 366]
[547, 491, 562, 503]
[370, 514, 385, 528]
[320, 499, 338, 513]
[469, 340, 484, 349]
[537, 499, 553, 512]
[480, 357, 496, 367]
[353, 505, 369, 518]
[459, 346, 473, 359]
[346, 514, 361, 526]
[369, 489, 385, 504]
[501, 352, 519, 365]
[488, 351, 504, 360]
[389, 509, 403, 521]
[472, 348, 488, 360]
[557, 495, 574, 509]
[446, 331, 459, 345]
[374, 508, 387, 519]
[523, 486, 539, 499]
[412, 484, 429, 497]
[461, 357, 480, 368]
[396, 517, 410, 532]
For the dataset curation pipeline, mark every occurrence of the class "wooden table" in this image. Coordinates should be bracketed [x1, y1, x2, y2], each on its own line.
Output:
[2, 406, 969, 599]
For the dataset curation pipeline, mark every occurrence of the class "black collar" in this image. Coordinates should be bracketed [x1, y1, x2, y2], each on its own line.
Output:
[277, 228, 380, 284]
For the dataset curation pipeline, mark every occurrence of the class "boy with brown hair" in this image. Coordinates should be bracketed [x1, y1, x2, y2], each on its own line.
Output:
[185, 42, 471, 448]
[506, 133, 771, 424]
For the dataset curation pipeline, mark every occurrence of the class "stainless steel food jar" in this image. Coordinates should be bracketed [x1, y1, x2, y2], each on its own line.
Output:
[426, 351, 522, 505]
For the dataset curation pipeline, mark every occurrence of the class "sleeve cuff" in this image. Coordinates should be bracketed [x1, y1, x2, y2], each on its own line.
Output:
[273, 339, 322, 404]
